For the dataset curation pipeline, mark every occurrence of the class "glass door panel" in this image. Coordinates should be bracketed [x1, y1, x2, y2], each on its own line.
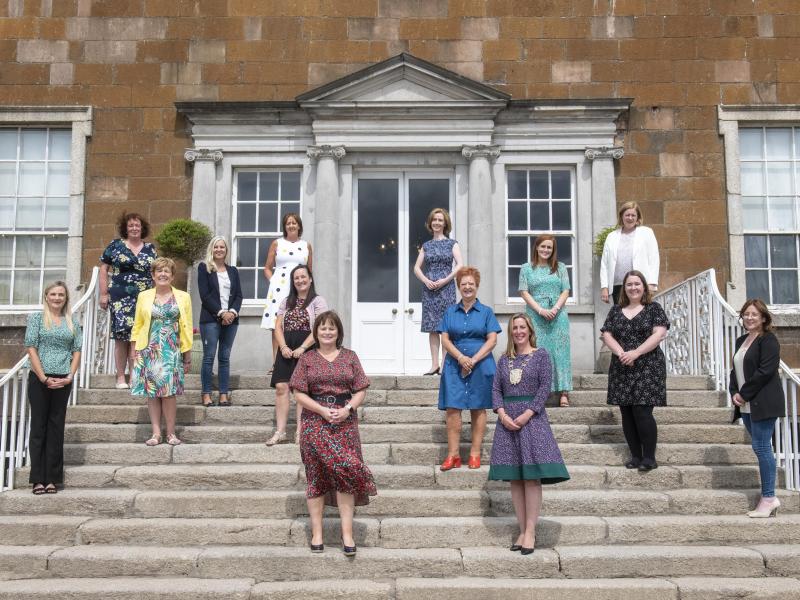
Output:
[407, 178, 450, 303]
[357, 179, 399, 302]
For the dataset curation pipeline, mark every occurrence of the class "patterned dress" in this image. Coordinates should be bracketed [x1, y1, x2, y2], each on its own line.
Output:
[270, 297, 310, 387]
[489, 350, 570, 483]
[100, 239, 156, 341]
[261, 238, 309, 330]
[420, 238, 457, 333]
[519, 262, 572, 392]
[601, 302, 670, 406]
[131, 298, 184, 399]
[289, 348, 377, 507]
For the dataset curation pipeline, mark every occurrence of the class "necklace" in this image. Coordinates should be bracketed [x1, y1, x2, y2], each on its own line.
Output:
[509, 350, 535, 385]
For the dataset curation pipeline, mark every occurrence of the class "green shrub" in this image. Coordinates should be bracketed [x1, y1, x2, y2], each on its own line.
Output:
[593, 225, 618, 258]
[154, 219, 212, 266]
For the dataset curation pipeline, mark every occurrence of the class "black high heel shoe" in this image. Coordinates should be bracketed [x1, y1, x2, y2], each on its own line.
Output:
[423, 367, 440, 376]
[510, 544, 522, 552]
[521, 547, 535, 555]
[342, 538, 357, 557]
[310, 542, 324, 553]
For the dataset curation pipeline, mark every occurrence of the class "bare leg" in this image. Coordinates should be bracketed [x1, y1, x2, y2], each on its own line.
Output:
[445, 409, 462, 457]
[146, 398, 163, 437]
[510, 480, 526, 546]
[307, 495, 325, 546]
[114, 340, 128, 383]
[469, 409, 487, 458]
[270, 331, 278, 370]
[127, 342, 135, 383]
[427, 332, 441, 372]
[161, 395, 177, 438]
[337, 491, 356, 547]
[274, 383, 290, 434]
[522, 480, 542, 549]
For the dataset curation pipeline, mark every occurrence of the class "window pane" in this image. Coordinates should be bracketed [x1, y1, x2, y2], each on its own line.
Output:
[236, 237, 256, 268]
[280, 202, 300, 224]
[552, 201, 571, 230]
[771, 270, 799, 304]
[0, 237, 12, 267]
[0, 162, 16, 194]
[770, 235, 797, 268]
[257, 269, 269, 298]
[15, 236, 41, 267]
[768, 197, 796, 231]
[0, 130, 17, 160]
[237, 203, 256, 233]
[507, 201, 526, 231]
[551, 170, 571, 199]
[0, 271, 9, 303]
[237, 172, 257, 200]
[20, 130, 46, 160]
[530, 202, 549, 230]
[507, 170, 527, 199]
[44, 237, 67, 267]
[240, 269, 255, 299]
[257, 203, 278, 233]
[744, 235, 768, 268]
[739, 128, 763, 160]
[508, 236, 528, 266]
[0, 198, 14, 226]
[282, 171, 300, 200]
[765, 128, 792, 160]
[259, 237, 274, 267]
[49, 130, 71, 160]
[742, 197, 767, 230]
[47, 162, 70, 196]
[19, 163, 45, 196]
[767, 162, 792, 196]
[565, 267, 574, 290]
[555, 235, 573, 266]
[13, 270, 39, 304]
[16, 197, 43, 229]
[530, 171, 548, 199]
[259, 172, 279, 201]
[44, 197, 69, 229]
[745, 270, 770, 301]
[44, 269, 66, 287]
[508, 266, 521, 298]
[740, 163, 764, 196]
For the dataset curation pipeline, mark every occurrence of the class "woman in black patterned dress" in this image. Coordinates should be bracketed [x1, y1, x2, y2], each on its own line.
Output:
[600, 270, 670, 472]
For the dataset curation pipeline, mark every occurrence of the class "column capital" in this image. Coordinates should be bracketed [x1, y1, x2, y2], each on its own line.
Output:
[307, 145, 346, 161]
[462, 144, 500, 161]
[184, 148, 223, 163]
[584, 146, 624, 161]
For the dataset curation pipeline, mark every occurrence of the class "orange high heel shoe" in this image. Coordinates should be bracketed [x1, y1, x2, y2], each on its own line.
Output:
[440, 455, 462, 471]
[468, 455, 481, 469]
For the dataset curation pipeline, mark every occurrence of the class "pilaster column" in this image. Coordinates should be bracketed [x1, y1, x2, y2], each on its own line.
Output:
[307, 145, 346, 304]
[462, 144, 500, 300]
[185, 148, 223, 227]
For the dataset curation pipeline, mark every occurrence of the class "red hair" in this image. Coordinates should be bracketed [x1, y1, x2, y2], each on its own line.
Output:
[455, 266, 481, 288]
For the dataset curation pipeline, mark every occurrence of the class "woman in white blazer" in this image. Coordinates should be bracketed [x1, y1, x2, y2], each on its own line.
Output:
[600, 202, 660, 304]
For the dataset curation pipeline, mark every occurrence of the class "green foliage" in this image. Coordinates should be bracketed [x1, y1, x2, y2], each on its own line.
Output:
[593, 225, 618, 258]
[154, 219, 212, 265]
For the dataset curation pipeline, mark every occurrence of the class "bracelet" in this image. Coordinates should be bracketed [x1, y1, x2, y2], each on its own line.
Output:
[344, 403, 353, 412]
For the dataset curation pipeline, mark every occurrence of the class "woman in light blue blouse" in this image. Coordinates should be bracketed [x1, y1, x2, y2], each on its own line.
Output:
[24, 281, 82, 495]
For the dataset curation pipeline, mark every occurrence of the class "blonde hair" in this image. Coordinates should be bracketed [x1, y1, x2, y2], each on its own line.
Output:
[151, 257, 176, 276]
[504, 313, 536, 358]
[617, 201, 643, 228]
[42, 281, 74, 333]
[426, 208, 452, 237]
[204, 236, 228, 273]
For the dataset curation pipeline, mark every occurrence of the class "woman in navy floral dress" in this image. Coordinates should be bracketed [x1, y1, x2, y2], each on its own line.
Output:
[99, 212, 157, 388]
[290, 310, 376, 556]
[489, 313, 570, 555]
[413, 208, 462, 375]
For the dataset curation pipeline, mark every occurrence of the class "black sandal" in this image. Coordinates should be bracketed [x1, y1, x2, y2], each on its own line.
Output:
[32, 483, 45, 495]
[44, 484, 58, 494]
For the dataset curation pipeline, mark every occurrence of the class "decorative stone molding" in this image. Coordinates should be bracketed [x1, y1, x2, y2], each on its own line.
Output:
[584, 146, 624, 160]
[462, 144, 500, 161]
[307, 145, 346, 161]
[184, 148, 223, 162]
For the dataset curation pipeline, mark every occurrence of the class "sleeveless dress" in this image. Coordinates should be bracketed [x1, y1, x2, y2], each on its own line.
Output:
[130, 297, 184, 399]
[518, 262, 573, 393]
[420, 238, 457, 333]
[260, 238, 309, 330]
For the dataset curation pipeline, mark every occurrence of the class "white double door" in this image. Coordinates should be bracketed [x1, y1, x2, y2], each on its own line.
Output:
[351, 171, 454, 374]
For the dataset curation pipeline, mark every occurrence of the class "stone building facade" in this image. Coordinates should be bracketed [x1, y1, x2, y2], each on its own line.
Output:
[0, 0, 798, 370]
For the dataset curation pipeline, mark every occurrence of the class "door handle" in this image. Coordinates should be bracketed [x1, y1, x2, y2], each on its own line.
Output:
[392, 308, 398, 315]
[405, 307, 414, 314]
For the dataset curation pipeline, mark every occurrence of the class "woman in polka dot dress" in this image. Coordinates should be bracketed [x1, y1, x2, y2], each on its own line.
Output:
[261, 213, 312, 371]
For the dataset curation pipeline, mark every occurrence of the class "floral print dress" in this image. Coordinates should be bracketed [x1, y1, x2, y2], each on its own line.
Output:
[420, 238, 457, 333]
[100, 239, 156, 340]
[131, 297, 184, 399]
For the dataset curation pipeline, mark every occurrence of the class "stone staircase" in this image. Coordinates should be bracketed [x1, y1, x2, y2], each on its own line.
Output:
[2, 374, 800, 599]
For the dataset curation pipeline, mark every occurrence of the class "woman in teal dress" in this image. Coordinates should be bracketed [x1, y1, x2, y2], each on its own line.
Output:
[519, 235, 572, 407]
[131, 257, 193, 447]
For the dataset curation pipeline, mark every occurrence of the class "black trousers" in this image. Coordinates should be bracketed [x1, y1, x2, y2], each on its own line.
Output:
[619, 405, 658, 462]
[612, 284, 623, 304]
[27, 373, 71, 485]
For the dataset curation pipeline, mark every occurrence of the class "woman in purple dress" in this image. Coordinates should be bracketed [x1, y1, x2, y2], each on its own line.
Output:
[489, 313, 570, 555]
[413, 208, 463, 375]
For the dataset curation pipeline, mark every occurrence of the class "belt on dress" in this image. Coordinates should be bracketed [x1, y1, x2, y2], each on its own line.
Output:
[312, 393, 352, 407]
[503, 395, 533, 404]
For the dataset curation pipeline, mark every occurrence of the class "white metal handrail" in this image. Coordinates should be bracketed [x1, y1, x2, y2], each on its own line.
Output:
[655, 269, 800, 491]
[1, 266, 110, 491]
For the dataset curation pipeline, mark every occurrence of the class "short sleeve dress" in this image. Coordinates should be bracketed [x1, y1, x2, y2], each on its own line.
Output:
[130, 297, 185, 399]
[518, 262, 572, 393]
[260, 238, 309, 330]
[420, 238, 457, 333]
[100, 239, 157, 341]
[600, 302, 671, 407]
[289, 348, 377, 507]
[488, 350, 570, 484]
[436, 300, 502, 410]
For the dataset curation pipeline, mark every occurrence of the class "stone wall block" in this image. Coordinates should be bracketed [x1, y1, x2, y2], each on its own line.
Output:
[659, 154, 693, 177]
[461, 17, 499, 40]
[243, 16, 261, 40]
[189, 40, 226, 63]
[757, 15, 774, 37]
[49, 62, 74, 84]
[552, 60, 591, 83]
[348, 17, 399, 40]
[175, 84, 219, 101]
[591, 16, 634, 39]
[378, 0, 446, 18]
[16, 39, 69, 62]
[66, 17, 167, 40]
[714, 60, 751, 82]
[83, 40, 136, 63]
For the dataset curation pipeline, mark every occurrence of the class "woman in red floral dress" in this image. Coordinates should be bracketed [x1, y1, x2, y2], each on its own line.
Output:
[289, 310, 377, 556]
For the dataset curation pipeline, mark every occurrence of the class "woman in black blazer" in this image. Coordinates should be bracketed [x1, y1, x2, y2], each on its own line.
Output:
[197, 236, 243, 407]
[729, 298, 785, 518]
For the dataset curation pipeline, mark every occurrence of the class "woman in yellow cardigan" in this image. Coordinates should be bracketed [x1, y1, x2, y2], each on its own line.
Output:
[131, 257, 193, 446]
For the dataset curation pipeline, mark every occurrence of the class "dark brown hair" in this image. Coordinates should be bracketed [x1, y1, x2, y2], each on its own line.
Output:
[532, 235, 558, 274]
[286, 265, 317, 312]
[618, 270, 653, 307]
[456, 266, 481, 288]
[739, 298, 774, 333]
[116, 212, 150, 239]
[313, 310, 344, 349]
[282, 212, 303, 238]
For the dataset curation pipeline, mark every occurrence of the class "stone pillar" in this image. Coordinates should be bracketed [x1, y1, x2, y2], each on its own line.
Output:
[307, 145, 346, 307]
[585, 146, 624, 370]
[462, 145, 500, 300]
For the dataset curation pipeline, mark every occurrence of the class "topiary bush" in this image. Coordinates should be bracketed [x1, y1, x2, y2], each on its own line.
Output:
[154, 219, 213, 266]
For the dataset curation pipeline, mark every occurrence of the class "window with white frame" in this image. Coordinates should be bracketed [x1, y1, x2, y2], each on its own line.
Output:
[0, 128, 71, 306]
[232, 169, 301, 301]
[739, 127, 799, 305]
[506, 167, 575, 301]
